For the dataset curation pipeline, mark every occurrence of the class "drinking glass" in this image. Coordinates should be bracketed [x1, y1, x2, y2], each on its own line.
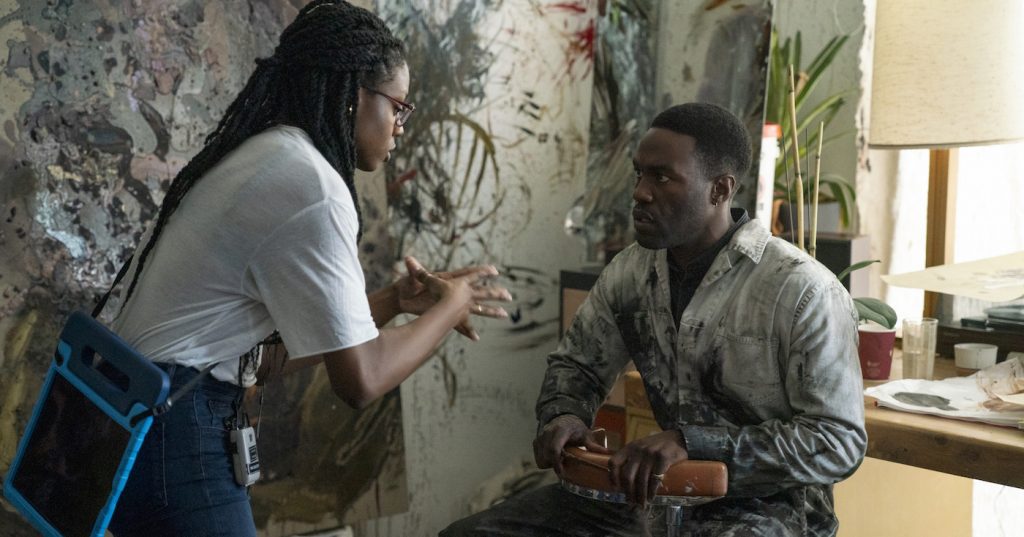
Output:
[902, 318, 938, 379]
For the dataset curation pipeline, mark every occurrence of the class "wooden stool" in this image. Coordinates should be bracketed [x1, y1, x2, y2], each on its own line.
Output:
[560, 446, 728, 537]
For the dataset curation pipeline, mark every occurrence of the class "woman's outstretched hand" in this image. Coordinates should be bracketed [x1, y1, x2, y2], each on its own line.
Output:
[397, 256, 511, 340]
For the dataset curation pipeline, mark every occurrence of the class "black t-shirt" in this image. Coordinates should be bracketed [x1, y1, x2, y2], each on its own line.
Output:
[668, 208, 750, 325]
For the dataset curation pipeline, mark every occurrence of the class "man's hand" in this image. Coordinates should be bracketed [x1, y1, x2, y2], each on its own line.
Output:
[608, 429, 689, 506]
[397, 256, 511, 340]
[533, 414, 610, 476]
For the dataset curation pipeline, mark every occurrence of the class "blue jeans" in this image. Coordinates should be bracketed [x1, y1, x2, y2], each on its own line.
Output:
[109, 364, 256, 537]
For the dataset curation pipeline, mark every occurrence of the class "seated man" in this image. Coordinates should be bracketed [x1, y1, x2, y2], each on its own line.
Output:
[442, 103, 866, 536]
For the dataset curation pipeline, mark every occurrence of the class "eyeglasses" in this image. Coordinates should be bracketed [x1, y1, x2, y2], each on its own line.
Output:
[367, 89, 416, 127]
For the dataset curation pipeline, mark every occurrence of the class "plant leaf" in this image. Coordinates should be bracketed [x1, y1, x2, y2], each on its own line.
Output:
[854, 297, 898, 329]
[837, 259, 880, 282]
[797, 35, 850, 107]
[824, 180, 852, 228]
[766, 31, 784, 124]
[794, 94, 847, 140]
[767, 30, 854, 230]
[775, 94, 849, 178]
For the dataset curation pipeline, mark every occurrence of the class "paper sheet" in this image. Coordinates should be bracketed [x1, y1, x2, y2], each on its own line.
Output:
[880, 252, 1024, 302]
[997, 392, 1024, 407]
[864, 357, 1024, 427]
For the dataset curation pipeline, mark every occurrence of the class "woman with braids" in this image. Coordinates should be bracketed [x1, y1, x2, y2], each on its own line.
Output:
[106, 2, 510, 535]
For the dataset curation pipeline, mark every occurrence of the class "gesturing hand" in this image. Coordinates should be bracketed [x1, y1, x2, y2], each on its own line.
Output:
[607, 429, 689, 506]
[397, 256, 511, 340]
[533, 414, 610, 476]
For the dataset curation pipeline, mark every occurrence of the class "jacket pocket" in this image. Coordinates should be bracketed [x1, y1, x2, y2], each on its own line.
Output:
[707, 331, 786, 415]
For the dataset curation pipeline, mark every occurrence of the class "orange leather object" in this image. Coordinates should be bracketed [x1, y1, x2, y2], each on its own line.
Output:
[561, 446, 728, 498]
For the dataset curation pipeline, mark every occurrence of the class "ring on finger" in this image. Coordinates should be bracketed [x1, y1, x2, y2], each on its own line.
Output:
[651, 473, 665, 480]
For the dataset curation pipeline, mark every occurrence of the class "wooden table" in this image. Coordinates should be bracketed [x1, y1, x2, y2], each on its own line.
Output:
[863, 352, 1024, 488]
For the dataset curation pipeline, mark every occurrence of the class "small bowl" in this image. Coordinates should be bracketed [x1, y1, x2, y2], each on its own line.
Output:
[953, 343, 998, 372]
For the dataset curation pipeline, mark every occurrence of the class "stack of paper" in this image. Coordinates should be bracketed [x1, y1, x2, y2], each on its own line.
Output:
[865, 356, 1024, 428]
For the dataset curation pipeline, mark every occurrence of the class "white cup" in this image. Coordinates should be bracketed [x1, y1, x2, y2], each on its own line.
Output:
[953, 343, 998, 371]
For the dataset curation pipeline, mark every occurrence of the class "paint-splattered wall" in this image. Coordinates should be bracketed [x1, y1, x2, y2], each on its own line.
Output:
[0, 1, 407, 535]
[0, 0, 592, 534]
[357, 1, 595, 535]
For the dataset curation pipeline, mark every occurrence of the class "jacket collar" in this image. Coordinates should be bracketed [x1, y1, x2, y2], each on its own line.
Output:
[698, 218, 772, 286]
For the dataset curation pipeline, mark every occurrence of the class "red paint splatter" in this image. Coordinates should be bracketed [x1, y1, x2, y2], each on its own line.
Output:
[546, 1, 595, 81]
[548, 1, 588, 13]
[564, 18, 595, 78]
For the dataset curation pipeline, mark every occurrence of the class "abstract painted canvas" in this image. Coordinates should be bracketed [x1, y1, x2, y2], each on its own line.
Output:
[573, 0, 773, 261]
[0, 2, 406, 535]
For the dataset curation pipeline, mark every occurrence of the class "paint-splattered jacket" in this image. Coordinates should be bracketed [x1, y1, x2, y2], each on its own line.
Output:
[537, 220, 867, 536]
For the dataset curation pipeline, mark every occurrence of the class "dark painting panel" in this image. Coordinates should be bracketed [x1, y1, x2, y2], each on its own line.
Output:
[658, 0, 774, 213]
[568, 0, 660, 261]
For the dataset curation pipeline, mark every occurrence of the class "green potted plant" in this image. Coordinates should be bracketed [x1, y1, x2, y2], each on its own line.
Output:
[838, 260, 897, 329]
[838, 260, 898, 380]
[771, 53, 898, 378]
[770, 29, 897, 380]
[765, 30, 856, 233]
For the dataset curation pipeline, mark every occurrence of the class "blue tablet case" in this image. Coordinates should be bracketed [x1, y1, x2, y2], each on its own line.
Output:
[3, 311, 170, 537]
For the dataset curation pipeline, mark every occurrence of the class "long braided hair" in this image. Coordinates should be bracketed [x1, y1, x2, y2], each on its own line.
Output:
[120, 0, 405, 309]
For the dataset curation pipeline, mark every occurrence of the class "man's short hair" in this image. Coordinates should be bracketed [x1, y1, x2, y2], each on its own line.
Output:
[650, 102, 752, 180]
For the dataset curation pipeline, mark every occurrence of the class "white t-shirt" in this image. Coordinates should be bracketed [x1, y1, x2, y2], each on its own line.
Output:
[111, 126, 379, 386]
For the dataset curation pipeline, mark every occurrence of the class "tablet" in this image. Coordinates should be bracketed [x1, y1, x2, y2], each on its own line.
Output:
[3, 311, 169, 537]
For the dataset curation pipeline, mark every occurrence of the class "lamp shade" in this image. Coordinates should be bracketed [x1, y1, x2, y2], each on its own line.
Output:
[869, 0, 1024, 148]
